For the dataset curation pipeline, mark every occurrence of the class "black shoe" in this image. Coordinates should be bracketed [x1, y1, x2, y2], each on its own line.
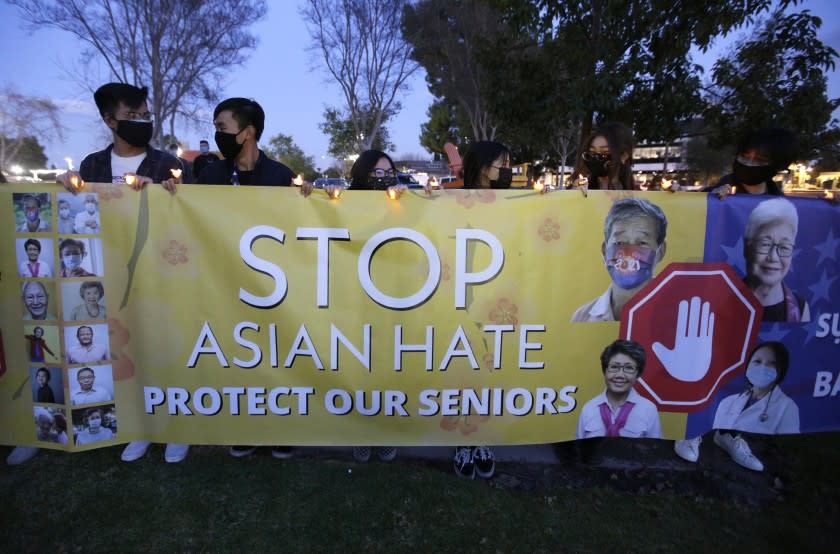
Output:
[271, 446, 293, 459]
[229, 445, 257, 458]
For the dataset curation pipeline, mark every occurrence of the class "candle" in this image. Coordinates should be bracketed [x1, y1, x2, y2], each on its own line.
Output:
[170, 168, 182, 179]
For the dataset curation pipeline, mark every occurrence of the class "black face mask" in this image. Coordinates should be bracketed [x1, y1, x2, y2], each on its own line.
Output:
[732, 159, 774, 186]
[490, 167, 512, 189]
[583, 152, 612, 178]
[116, 120, 153, 148]
[365, 176, 396, 190]
[215, 129, 245, 160]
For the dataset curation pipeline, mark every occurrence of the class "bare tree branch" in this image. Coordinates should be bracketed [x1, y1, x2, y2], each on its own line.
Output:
[302, 0, 418, 151]
[9, 0, 268, 146]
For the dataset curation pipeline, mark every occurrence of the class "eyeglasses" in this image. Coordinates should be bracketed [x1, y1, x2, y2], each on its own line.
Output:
[582, 151, 611, 163]
[112, 111, 154, 122]
[606, 363, 638, 375]
[751, 240, 794, 258]
[372, 168, 396, 178]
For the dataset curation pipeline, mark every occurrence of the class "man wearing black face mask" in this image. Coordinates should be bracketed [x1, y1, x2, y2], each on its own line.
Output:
[57, 83, 181, 194]
[192, 139, 219, 181]
[198, 97, 294, 187]
[702, 128, 798, 197]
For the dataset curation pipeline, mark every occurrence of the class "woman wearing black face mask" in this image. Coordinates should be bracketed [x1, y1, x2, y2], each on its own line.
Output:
[348, 150, 400, 191]
[462, 141, 512, 189]
[578, 122, 635, 190]
[703, 127, 798, 197]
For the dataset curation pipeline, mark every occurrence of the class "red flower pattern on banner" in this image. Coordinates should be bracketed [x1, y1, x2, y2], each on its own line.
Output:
[93, 182, 124, 201]
[439, 413, 491, 435]
[538, 217, 562, 242]
[162, 240, 189, 265]
[455, 189, 496, 209]
[107, 317, 135, 380]
[441, 262, 452, 281]
[489, 298, 519, 325]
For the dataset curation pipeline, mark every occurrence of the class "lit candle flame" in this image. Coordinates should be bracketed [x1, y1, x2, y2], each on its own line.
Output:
[825, 190, 835, 201]
[661, 179, 672, 190]
[387, 188, 398, 200]
[170, 168, 182, 179]
[293, 174, 304, 187]
[330, 187, 342, 199]
[124, 173, 137, 186]
[534, 180, 544, 193]
[70, 175, 80, 189]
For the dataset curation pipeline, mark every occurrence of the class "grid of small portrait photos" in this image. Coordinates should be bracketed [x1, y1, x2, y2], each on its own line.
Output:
[14, 190, 118, 449]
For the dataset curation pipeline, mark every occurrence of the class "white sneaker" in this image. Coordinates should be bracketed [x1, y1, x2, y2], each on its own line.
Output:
[714, 431, 764, 472]
[164, 443, 189, 463]
[674, 437, 702, 463]
[7, 446, 39, 466]
[121, 440, 152, 462]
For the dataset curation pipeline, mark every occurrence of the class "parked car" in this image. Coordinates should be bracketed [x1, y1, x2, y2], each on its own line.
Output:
[438, 175, 460, 188]
[313, 177, 349, 189]
[396, 173, 423, 189]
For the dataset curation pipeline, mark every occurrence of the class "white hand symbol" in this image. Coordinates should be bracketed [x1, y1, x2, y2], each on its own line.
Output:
[652, 296, 715, 382]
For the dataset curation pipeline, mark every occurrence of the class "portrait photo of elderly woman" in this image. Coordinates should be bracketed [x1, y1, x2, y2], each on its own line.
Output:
[65, 281, 107, 321]
[743, 198, 810, 322]
[576, 339, 662, 439]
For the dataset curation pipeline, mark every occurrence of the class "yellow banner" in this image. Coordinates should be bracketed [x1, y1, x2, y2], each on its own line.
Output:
[1, 184, 706, 449]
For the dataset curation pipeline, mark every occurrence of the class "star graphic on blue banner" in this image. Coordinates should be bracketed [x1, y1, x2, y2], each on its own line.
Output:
[720, 236, 745, 275]
[808, 269, 837, 305]
[813, 227, 840, 268]
[803, 316, 822, 344]
[759, 323, 790, 342]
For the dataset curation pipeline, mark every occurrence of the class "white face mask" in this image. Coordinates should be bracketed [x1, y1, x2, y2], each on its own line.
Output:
[85, 202, 97, 214]
[60, 208, 71, 218]
[88, 417, 102, 431]
[746, 364, 777, 389]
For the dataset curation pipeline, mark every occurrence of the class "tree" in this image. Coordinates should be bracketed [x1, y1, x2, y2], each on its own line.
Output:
[403, 0, 503, 141]
[263, 133, 318, 179]
[10, 0, 267, 146]
[419, 100, 470, 156]
[685, 135, 733, 186]
[704, 9, 840, 159]
[496, 0, 787, 164]
[319, 107, 394, 161]
[2, 136, 48, 169]
[0, 86, 64, 171]
[302, 0, 418, 151]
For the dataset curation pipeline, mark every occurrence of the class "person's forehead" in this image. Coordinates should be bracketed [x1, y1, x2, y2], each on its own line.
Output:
[79, 369, 94, 377]
[751, 345, 776, 361]
[374, 157, 391, 169]
[214, 110, 238, 127]
[610, 216, 656, 235]
[116, 100, 149, 114]
[609, 352, 635, 364]
[590, 136, 610, 150]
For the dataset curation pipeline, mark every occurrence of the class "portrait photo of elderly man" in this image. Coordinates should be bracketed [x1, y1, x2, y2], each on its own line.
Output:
[571, 198, 668, 322]
[70, 366, 113, 406]
[65, 325, 109, 364]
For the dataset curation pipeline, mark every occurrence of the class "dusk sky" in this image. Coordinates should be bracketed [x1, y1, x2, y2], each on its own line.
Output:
[1, 1, 839, 169]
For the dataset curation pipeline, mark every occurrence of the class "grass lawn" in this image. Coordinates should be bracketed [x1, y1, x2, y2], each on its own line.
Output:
[1, 434, 838, 552]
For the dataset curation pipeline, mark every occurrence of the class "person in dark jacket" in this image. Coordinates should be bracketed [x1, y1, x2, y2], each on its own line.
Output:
[56, 82, 180, 193]
[192, 139, 219, 181]
[198, 97, 294, 187]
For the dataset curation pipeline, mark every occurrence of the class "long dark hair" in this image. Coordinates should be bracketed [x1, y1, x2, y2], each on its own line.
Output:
[349, 150, 396, 189]
[579, 122, 634, 190]
[462, 141, 510, 189]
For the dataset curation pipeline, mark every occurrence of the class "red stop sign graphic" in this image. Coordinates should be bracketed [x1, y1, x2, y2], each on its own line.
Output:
[619, 263, 762, 412]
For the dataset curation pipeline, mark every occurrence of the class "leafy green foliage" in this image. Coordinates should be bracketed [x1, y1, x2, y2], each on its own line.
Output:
[263, 133, 318, 179]
[1, 135, 48, 169]
[704, 9, 840, 158]
[319, 107, 394, 160]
